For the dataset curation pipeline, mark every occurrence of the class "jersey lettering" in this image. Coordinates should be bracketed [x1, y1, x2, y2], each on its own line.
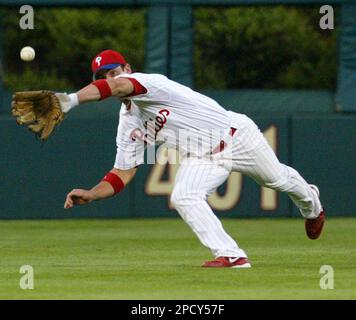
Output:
[144, 108, 170, 138]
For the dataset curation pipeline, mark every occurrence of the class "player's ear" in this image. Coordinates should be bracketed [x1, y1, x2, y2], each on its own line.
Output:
[123, 63, 132, 74]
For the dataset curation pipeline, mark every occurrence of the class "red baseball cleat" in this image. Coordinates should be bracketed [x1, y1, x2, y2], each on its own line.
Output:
[305, 184, 326, 240]
[202, 256, 251, 268]
[305, 211, 326, 240]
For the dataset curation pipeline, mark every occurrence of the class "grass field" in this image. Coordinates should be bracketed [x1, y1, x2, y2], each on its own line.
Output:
[0, 218, 355, 299]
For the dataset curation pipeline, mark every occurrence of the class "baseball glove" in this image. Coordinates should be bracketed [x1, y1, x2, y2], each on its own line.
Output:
[11, 90, 65, 141]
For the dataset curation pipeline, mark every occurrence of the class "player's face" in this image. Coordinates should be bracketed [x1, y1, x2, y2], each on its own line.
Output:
[104, 64, 132, 79]
[105, 66, 124, 79]
[94, 64, 132, 80]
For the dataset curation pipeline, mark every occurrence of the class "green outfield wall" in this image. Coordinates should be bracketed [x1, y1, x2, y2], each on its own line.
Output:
[0, 0, 355, 218]
[0, 93, 355, 219]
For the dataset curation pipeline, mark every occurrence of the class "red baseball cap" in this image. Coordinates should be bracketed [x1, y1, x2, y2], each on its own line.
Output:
[91, 49, 127, 78]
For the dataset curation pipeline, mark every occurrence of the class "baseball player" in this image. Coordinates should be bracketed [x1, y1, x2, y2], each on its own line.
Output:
[62, 50, 325, 268]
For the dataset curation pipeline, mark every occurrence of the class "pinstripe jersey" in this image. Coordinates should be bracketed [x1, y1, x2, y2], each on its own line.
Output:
[114, 73, 233, 170]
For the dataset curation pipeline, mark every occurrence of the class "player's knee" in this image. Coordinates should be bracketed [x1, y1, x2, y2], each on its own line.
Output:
[264, 175, 289, 192]
[261, 165, 291, 192]
[171, 188, 204, 209]
[170, 190, 189, 209]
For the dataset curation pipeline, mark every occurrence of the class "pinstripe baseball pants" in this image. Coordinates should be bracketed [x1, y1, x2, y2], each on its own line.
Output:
[171, 112, 322, 258]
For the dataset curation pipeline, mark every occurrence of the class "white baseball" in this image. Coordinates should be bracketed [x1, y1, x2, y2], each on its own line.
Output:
[20, 46, 35, 62]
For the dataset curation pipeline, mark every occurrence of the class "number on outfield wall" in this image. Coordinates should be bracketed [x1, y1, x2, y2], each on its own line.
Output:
[145, 148, 180, 208]
[208, 172, 242, 210]
[145, 125, 278, 211]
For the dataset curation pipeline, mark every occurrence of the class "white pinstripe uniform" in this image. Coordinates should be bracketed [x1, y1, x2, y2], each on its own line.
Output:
[114, 73, 322, 259]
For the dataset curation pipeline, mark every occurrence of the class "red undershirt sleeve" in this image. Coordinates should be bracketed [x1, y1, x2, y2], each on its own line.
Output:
[122, 77, 148, 97]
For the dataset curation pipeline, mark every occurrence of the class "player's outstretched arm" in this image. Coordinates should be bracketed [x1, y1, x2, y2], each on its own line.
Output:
[77, 77, 134, 103]
[58, 77, 135, 113]
[64, 167, 137, 209]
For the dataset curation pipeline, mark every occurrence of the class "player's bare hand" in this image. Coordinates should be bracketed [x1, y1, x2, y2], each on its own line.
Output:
[64, 189, 94, 209]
